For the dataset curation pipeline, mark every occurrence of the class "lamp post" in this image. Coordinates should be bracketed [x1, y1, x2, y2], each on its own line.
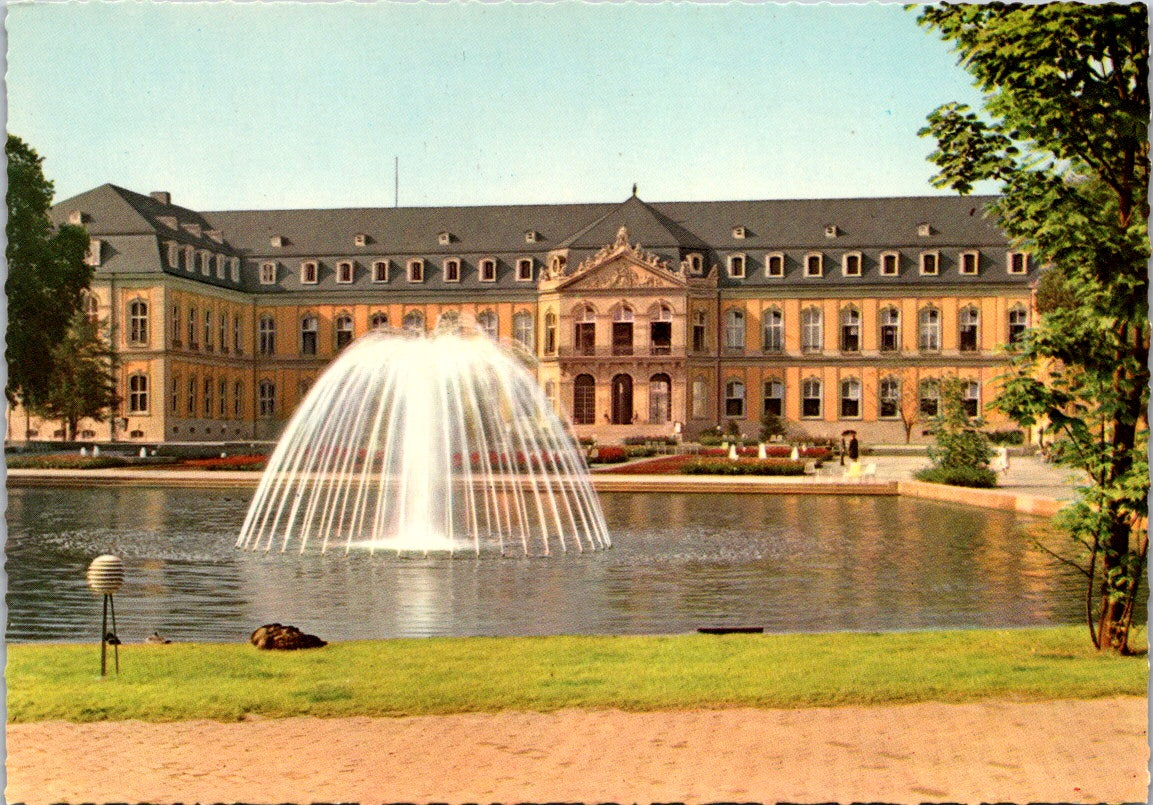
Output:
[86, 555, 124, 675]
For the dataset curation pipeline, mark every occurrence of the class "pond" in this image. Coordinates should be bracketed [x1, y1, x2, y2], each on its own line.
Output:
[6, 485, 1092, 643]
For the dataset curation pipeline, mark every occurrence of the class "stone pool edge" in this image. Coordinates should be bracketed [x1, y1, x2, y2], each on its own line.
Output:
[6, 468, 1067, 517]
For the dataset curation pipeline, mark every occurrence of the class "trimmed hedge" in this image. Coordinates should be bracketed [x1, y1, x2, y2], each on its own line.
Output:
[6, 454, 131, 470]
[914, 465, 999, 488]
[681, 458, 808, 476]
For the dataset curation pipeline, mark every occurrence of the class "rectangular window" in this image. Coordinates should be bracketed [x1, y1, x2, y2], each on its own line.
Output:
[219, 312, 228, 354]
[233, 314, 242, 353]
[516, 258, 533, 281]
[170, 375, 180, 414]
[691, 378, 708, 419]
[879, 378, 900, 419]
[230, 257, 240, 283]
[1008, 251, 1029, 274]
[187, 376, 197, 416]
[802, 380, 822, 418]
[203, 377, 213, 418]
[960, 251, 980, 275]
[443, 259, 460, 282]
[762, 380, 784, 417]
[301, 261, 319, 284]
[920, 252, 939, 275]
[765, 253, 784, 278]
[215, 254, 225, 279]
[234, 381, 243, 418]
[692, 312, 707, 352]
[204, 310, 213, 352]
[880, 252, 899, 276]
[805, 253, 823, 277]
[218, 379, 227, 418]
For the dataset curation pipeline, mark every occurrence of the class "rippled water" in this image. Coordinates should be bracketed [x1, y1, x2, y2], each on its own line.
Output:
[6, 485, 1093, 643]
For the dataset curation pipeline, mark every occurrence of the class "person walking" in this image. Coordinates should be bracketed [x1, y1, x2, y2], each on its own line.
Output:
[848, 433, 859, 461]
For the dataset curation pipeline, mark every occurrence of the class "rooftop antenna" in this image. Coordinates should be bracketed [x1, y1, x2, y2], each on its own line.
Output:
[394, 157, 399, 208]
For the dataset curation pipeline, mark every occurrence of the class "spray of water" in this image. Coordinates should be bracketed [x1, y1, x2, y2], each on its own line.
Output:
[236, 323, 611, 556]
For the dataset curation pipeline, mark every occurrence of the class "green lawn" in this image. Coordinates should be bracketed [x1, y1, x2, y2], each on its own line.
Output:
[7, 626, 1145, 723]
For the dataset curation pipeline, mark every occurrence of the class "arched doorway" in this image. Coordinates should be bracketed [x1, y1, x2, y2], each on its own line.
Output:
[573, 374, 596, 425]
[611, 374, 634, 425]
[649, 373, 671, 424]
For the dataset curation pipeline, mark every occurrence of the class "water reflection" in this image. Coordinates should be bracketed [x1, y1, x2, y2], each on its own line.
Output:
[5, 486, 1116, 643]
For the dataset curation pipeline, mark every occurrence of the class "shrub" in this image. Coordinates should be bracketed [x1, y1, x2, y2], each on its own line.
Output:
[622, 436, 676, 446]
[986, 428, 1025, 446]
[680, 458, 808, 476]
[697, 433, 725, 446]
[589, 445, 628, 464]
[181, 455, 268, 471]
[624, 446, 658, 458]
[913, 466, 998, 488]
[6, 454, 131, 470]
[577, 436, 597, 447]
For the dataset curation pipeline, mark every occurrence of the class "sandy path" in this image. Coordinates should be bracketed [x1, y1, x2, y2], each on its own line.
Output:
[7, 697, 1147, 804]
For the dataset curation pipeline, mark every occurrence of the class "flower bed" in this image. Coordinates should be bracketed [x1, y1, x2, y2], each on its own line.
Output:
[6, 454, 131, 470]
[681, 458, 808, 476]
[180, 455, 268, 471]
[700, 446, 832, 461]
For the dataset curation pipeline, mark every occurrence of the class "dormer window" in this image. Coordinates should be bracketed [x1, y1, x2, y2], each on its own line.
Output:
[69, 210, 86, 225]
[354, 233, 368, 247]
[880, 251, 900, 276]
[408, 258, 425, 282]
[920, 251, 940, 275]
[918, 223, 933, 237]
[86, 238, 103, 267]
[804, 253, 823, 277]
[1007, 251, 1029, 274]
[270, 235, 285, 248]
[480, 258, 497, 282]
[443, 258, 460, 282]
[842, 252, 862, 277]
[727, 254, 746, 278]
[301, 261, 319, 284]
[229, 257, 240, 283]
[731, 226, 747, 239]
[824, 225, 840, 238]
[166, 242, 180, 269]
[336, 261, 354, 283]
[516, 257, 533, 281]
[765, 252, 784, 278]
[960, 251, 980, 275]
[215, 254, 226, 279]
[688, 253, 704, 275]
[524, 230, 540, 243]
[260, 261, 277, 285]
[372, 260, 389, 283]
[438, 231, 452, 246]
[199, 251, 211, 276]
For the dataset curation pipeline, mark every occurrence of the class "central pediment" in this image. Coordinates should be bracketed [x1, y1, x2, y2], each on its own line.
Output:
[557, 227, 687, 291]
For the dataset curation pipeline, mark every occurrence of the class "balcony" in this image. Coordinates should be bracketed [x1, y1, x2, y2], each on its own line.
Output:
[557, 345, 686, 360]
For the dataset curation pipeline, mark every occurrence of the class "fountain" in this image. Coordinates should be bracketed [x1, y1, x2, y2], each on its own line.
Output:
[236, 322, 611, 556]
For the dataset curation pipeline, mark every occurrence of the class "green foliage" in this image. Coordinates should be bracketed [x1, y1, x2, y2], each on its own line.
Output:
[28, 311, 118, 440]
[759, 410, 786, 441]
[5, 454, 130, 470]
[913, 466, 998, 489]
[7, 627, 1143, 723]
[724, 419, 742, 438]
[6, 135, 93, 408]
[925, 377, 992, 473]
[918, 3, 1149, 652]
[681, 458, 807, 476]
[985, 429, 1025, 446]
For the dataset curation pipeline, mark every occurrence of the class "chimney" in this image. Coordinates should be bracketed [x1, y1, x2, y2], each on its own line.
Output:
[150, 191, 171, 205]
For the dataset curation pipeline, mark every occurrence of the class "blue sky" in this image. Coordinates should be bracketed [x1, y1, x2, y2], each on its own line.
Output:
[7, 2, 990, 210]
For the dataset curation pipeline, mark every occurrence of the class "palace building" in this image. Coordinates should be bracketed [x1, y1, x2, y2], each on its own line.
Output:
[19, 184, 1036, 444]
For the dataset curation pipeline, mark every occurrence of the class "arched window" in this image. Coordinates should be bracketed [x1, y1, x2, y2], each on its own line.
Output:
[612, 306, 634, 355]
[84, 292, 100, 324]
[402, 309, 424, 333]
[477, 310, 498, 340]
[919, 378, 940, 417]
[839, 307, 860, 352]
[918, 307, 940, 352]
[437, 310, 461, 332]
[962, 380, 981, 417]
[724, 379, 746, 417]
[371, 312, 389, 330]
[649, 304, 672, 355]
[724, 309, 745, 350]
[611, 374, 634, 424]
[170, 303, 181, 346]
[573, 374, 596, 425]
[300, 315, 318, 355]
[188, 305, 198, 348]
[801, 307, 823, 353]
[839, 377, 862, 418]
[258, 379, 276, 417]
[763, 379, 784, 417]
[1008, 305, 1029, 345]
[233, 313, 243, 353]
[802, 377, 823, 418]
[544, 311, 557, 355]
[258, 315, 276, 355]
[335, 313, 354, 350]
[127, 373, 148, 413]
[959, 306, 980, 352]
[128, 299, 149, 345]
[879, 307, 900, 352]
[649, 373, 671, 424]
[762, 308, 783, 353]
[879, 376, 901, 419]
[513, 311, 534, 351]
[574, 305, 596, 355]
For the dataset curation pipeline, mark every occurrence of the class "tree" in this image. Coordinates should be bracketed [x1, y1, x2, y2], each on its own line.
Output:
[6, 135, 92, 409]
[29, 311, 119, 441]
[918, 3, 1149, 653]
[759, 410, 786, 442]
